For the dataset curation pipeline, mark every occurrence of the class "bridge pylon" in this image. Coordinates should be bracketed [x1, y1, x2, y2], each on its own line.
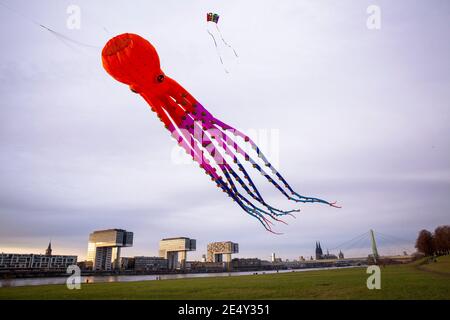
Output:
[370, 229, 380, 264]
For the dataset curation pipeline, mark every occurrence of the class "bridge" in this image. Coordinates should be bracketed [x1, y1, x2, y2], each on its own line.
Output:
[302, 229, 415, 267]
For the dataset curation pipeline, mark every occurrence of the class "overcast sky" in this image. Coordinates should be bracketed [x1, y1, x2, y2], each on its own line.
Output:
[0, 0, 449, 261]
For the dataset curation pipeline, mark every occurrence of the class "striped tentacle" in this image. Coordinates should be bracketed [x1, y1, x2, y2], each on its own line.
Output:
[175, 98, 297, 218]
[213, 127, 296, 200]
[221, 164, 289, 228]
[225, 163, 298, 218]
[221, 168, 283, 234]
[213, 131, 299, 218]
[214, 176, 276, 232]
[164, 112, 270, 229]
[176, 111, 286, 231]
[190, 123, 288, 230]
[210, 116, 339, 207]
[168, 121, 220, 181]
[169, 91, 340, 212]
[168, 92, 290, 209]
[164, 96, 281, 231]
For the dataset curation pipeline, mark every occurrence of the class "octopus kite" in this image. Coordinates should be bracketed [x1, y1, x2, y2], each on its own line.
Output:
[102, 33, 339, 234]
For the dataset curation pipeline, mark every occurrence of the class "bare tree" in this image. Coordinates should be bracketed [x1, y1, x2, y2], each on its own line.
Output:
[434, 225, 450, 255]
[415, 229, 435, 256]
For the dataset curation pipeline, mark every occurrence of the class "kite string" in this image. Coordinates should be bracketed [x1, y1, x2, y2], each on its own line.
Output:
[40, 25, 100, 49]
[0, 0, 101, 49]
[0, 1, 41, 26]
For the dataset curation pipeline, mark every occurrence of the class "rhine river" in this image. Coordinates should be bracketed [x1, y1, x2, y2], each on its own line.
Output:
[0, 266, 361, 288]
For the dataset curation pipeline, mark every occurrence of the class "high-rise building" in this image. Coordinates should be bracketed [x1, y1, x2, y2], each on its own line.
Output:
[207, 241, 239, 269]
[159, 237, 196, 270]
[87, 229, 133, 271]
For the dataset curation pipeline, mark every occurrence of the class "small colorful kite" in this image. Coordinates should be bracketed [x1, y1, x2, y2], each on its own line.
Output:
[207, 12, 220, 24]
[102, 34, 339, 233]
[206, 12, 238, 72]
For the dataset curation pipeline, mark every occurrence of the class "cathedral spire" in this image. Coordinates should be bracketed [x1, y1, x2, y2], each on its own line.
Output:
[45, 241, 52, 256]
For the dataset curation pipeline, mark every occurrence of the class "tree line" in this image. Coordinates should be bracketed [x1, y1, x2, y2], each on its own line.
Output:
[415, 225, 450, 256]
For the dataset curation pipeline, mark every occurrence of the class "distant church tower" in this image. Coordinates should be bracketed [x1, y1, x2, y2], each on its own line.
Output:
[45, 241, 52, 256]
[315, 242, 323, 260]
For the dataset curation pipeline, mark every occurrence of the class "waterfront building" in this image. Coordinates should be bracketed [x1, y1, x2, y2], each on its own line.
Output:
[159, 237, 196, 270]
[0, 243, 76, 271]
[120, 257, 134, 270]
[206, 241, 239, 263]
[231, 258, 262, 270]
[86, 229, 133, 271]
[121, 256, 168, 271]
[189, 261, 224, 272]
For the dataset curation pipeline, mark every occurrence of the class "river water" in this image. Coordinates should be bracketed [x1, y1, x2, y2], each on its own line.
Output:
[0, 266, 361, 288]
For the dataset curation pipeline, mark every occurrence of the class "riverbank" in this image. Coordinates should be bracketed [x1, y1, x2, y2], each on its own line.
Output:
[0, 266, 359, 288]
[0, 256, 449, 299]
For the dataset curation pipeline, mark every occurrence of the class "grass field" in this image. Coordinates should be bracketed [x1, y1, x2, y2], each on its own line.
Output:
[418, 255, 450, 275]
[0, 256, 449, 300]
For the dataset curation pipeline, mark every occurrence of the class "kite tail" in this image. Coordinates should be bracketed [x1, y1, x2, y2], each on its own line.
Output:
[210, 116, 340, 208]
[206, 29, 229, 74]
[165, 96, 289, 232]
[168, 91, 340, 209]
[167, 120, 275, 232]
[214, 131, 298, 218]
[171, 95, 299, 218]
[215, 24, 239, 58]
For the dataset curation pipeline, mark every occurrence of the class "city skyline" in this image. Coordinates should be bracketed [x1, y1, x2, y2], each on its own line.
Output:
[0, 229, 415, 262]
[1, 1, 449, 261]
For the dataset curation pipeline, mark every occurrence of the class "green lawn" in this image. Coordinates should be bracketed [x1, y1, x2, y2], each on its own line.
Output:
[0, 256, 449, 300]
[419, 255, 450, 275]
